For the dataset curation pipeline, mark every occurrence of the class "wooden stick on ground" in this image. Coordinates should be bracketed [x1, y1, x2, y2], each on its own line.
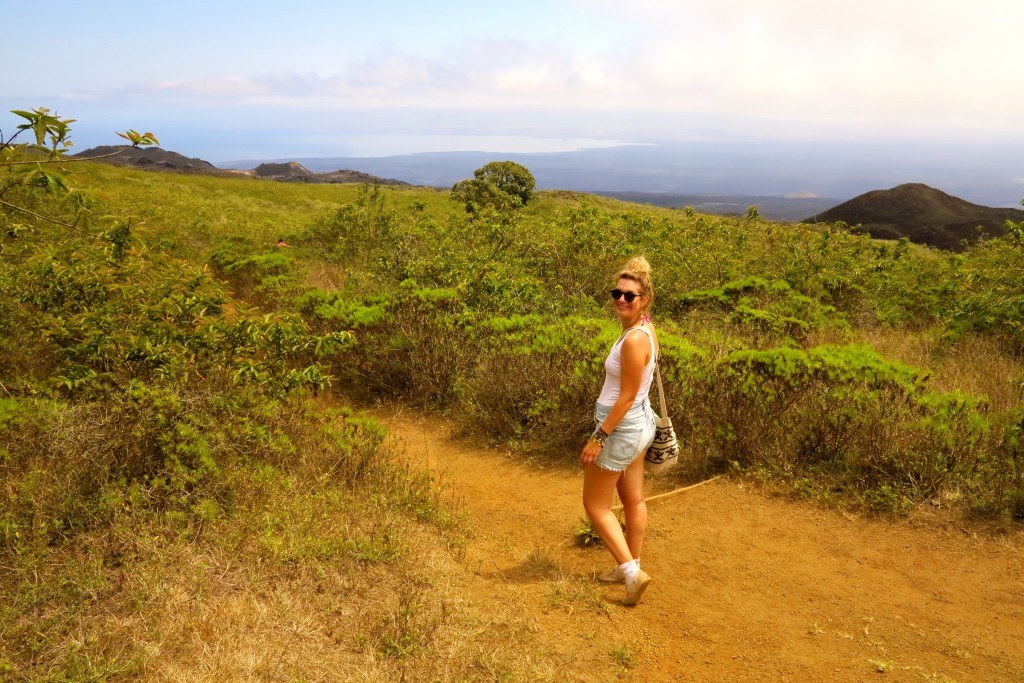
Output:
[611, 475, 723, 512]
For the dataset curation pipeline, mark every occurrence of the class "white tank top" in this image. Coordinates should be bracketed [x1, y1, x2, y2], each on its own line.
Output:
[596, 325, 656, 408]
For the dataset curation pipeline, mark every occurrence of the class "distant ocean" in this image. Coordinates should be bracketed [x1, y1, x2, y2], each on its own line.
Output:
[219, 134, 645, 160]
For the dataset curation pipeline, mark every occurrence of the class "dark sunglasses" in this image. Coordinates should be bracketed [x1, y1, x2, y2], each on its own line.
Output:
[610, 288, 641, 303]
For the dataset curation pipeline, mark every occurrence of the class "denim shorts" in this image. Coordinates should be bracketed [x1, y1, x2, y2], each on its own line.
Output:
[593, 400, 656, 472]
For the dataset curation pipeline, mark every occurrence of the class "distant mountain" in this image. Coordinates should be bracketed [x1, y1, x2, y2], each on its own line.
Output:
[217, 140, 1024, 208]
[252, 161, 312, 178]
[248, 161, 408, 185]
[75, 147, 409, 186]
[805, 183, 1024, 250]
[73, 145, 219, 172]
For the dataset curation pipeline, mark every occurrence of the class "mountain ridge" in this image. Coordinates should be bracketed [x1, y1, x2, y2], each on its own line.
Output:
[805, 183, 1024, 250]
[74, 145, 219, 173]
[215, 140, 1024, 208]
[73, 146, 409, 186]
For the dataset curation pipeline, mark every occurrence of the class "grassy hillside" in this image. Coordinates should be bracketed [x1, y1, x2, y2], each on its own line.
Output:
[77, 162, 447, 258]
[74, 160, 1024, 516]
[0, 159, 560, 680]
[3, 154, 1024, 679]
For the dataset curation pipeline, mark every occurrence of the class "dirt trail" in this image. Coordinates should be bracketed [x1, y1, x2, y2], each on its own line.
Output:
[380, 409, 1024, 683]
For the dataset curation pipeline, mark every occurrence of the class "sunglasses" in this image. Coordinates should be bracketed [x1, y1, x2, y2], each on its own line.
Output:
[610, 288, 642, 303]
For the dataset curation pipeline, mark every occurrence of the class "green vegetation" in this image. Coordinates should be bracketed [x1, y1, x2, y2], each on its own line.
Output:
[281, 183, 1022, 521]
[450, 159, 536, 213]
[0, 112, 553, 681]
[3, 108, 1024, 678]
[610, 643, 636, 669]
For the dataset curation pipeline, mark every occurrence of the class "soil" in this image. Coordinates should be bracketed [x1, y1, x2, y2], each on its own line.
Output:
[379, 409, 1024, 683]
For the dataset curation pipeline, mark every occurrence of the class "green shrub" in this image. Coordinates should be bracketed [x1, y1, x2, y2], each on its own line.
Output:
[302, 183, 424, 280]
[305, 281, 471, 406]
[663, 342, 990, 509]
[673, 276, 846, 345]
[450, 160, 536, 213]
[942, 234, 1024, 350]
[462, 315, 612, 449]
[209, 241, 300, 301]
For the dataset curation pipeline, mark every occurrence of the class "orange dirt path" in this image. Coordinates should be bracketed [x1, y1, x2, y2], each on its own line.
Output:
[380, 409, 1024, 683]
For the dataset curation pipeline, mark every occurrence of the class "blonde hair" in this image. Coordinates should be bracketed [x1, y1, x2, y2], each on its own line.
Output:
[616, 256, 654, 313]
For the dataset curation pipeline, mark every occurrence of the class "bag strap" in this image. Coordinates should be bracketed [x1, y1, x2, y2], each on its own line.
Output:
[655, 360, 670, 420]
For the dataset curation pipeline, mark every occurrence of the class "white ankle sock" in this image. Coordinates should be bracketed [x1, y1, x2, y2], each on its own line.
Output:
[619, 559, 640, 583]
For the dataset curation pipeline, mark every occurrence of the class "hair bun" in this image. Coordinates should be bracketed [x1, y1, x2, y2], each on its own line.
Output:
[624, 256, 651, 277]
[616, 256, 655, 312]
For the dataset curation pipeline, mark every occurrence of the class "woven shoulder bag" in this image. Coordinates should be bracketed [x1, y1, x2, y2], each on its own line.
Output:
[645, 360, 679, 474]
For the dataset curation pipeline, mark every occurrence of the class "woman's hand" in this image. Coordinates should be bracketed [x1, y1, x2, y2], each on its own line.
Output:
[580, 438, 602, 468]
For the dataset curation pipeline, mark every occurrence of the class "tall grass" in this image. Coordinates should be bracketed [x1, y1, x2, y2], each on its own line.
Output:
[0, 171, 561, 679]
[56, 163, 1024, 520]
[4, 156, 1024, 676]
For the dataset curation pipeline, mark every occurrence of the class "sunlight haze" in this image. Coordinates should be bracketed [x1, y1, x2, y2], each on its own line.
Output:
[4, 0, 1020, 159]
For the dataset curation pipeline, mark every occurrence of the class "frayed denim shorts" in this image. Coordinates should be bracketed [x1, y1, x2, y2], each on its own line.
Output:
[593, 400, 656, 472]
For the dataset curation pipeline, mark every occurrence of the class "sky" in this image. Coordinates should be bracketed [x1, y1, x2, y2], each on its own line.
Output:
[3, 0, 1023, 163]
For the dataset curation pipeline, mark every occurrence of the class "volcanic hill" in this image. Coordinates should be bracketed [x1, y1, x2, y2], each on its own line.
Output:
[805, 183, 1024, 251]
[249, 161, 409, 185]
[75, 147, 409, 186]
[73, 145, 219, 173]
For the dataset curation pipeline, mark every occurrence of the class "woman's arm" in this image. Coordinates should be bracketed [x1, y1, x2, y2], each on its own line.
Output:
[580, 330, 649, 467]
[600, 331, 648, 434]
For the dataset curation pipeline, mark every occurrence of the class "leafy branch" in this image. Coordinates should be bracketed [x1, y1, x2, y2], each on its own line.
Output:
[1, 107, 158, 234]
[0, 197, 82, 231]
[1, 107, 158, 165]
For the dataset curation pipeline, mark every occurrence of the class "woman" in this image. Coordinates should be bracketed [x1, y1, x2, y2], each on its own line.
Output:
[580, 256, 658, 606]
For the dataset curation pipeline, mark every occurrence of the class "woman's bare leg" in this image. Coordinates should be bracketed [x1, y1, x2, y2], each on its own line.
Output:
[583, 465, 633, 565]
[616, 453, 647, 560]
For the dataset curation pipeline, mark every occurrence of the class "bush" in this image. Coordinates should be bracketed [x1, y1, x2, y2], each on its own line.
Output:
[304, 281, 472, 406]
[942, 234, 1024, 350]
[663, 342, 990, 510]
[450, 160, 536, 213]
[462, 315, 612, 449]
[209, 240, 300, 302]
[673, 276, 846, 346]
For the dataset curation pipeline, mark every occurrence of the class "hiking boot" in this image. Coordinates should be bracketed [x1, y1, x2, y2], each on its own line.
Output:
[597, 565, 625, 583]
[623, 570, 651, 606]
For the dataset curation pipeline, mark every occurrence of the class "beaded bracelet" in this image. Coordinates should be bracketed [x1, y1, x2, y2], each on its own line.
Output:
[590, 426, 609, 446]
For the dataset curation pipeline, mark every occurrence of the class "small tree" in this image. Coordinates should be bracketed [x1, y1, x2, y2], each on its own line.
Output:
[474, 161, 535, 205]
[450, 177, 518, 214]
[450, 160, 535, 214]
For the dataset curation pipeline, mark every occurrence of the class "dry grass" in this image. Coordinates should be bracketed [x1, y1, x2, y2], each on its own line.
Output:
[1, 454, 568, 683]
[304, 261, 348, 292]
[126, 527, 566, 682]
[857, 327, 1024, 413]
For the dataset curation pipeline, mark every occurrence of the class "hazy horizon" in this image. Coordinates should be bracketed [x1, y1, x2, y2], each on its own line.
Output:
[210, 138, 1024, 209]
[6, 1, 1022, 207]
[7, 2, 1024, 148]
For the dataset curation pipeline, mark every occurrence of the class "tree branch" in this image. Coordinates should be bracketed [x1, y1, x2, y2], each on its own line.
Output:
[0, 127, 29, 155]
[0, 197, 83, 232]
[4, 146, 140, 167]
[611, 476, 723, 512]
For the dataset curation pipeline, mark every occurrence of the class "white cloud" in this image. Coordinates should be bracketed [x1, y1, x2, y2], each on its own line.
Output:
[581, 0, 1024, 135]
[494, 65, 555, 93]
[155, 76, 269, 97]
[61, 39, 633, 109]
[53, 1, 1024, 141]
